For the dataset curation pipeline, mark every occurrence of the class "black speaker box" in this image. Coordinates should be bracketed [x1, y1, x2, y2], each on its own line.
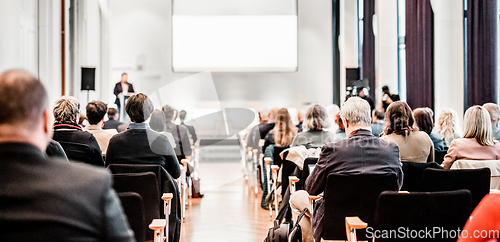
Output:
[81, 67, 95, 91]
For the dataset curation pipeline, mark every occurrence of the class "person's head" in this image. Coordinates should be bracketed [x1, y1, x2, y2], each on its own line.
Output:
[86, 101, 107, 125]
[383, 101, 414, 136]
[0, 69, 51, 151]
[297, 110, 305, 123]
[382, 85, 390, 95]
[340, 97, 371, 135]
[107, 108, 119, 120]
[463, 106, 495, 146]
[173, 109, 179, 121]
[357, 86, 366, 98]
[413, 108, 434, 134]
[373, 109, 385, 122]
[125, 93, 154, 123]
[273, 108, 297, 146]
[149, 110, 166, 132]
[437, 108, 461, 143]
[179, 110, 187, 121]
[53, 96, 80, 124]
[303, 104, 331, 131]
[121, 73, 127, 83]
[162, 105, 175, 123]
[483, 103, 500, 126]
[78, 113, 87, 126]
[335, 113, 344, 131]
[259, 109, 270, 123]
[269, 107, 279, 122]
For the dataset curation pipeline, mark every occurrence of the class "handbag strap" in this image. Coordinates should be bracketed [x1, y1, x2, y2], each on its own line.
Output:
[176, 125, 185, 157]
[294, 207, 309, 228]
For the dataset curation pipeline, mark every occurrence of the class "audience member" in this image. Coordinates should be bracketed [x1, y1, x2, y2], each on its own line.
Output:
[162, 105, 192, 161]
[179, 110, 198, 145]
[261, 107, 279, 139]
[333, 113, 347, 142]
[381, 101, 434, 163]
[413, 108, 445, 150]
[289, 97, 403, 242]
[291, 104, 334, 148]
[78, 113, 87, 127]
[442, 106, 500, 169]
[45, 139, 68, 161]
[262, 108, 297, 153]
[83, 101, 117, 155]
[296, 109, 305, 133]
[370, 109, 385, 137]
[52, 96, 105, 166]
[103, 107, 126, 132]
[381, 85, 400, 111]
[246, 109, 270, 151]
[0, 69, 134, 241]
[483, 103, 500, 141]
[149, 109, 176, 148]
[436, 108, 462, 147]
[357, 86, 375, 112]
[106, 94, 180, 178]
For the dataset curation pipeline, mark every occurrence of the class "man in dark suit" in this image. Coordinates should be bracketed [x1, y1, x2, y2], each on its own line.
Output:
[0, 69, 134, 241]
[290, 97, 403, 242]
[179, 110, 198, 145]
[103, 108, 127, 132]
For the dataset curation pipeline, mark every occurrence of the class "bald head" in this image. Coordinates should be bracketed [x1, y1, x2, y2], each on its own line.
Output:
[483, 103, 500, 126]
[0, 70, 48, 130]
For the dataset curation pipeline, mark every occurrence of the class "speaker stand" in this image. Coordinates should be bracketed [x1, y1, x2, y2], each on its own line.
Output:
[87, 90, 90, 104]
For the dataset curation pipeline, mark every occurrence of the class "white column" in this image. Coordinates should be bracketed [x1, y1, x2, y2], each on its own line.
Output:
[375, 0, 399, 108]
[432, 0, 464, 126]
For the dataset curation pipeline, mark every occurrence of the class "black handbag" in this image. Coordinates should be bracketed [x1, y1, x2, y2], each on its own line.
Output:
[263, 208, 308, 242]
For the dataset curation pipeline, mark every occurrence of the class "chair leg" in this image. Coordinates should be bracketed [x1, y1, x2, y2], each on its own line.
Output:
[149, 219, 166, 242]
[162, 193, 173, 242]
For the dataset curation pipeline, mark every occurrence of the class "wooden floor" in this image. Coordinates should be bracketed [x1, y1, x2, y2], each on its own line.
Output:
[180, 162, 274, 242]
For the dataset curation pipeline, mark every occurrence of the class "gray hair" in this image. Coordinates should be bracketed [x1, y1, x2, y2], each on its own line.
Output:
[302, 104, 331, 131]
[340, 97, 371, 126]
[483, 103, 500, 123]
[53, 96, 80, 123]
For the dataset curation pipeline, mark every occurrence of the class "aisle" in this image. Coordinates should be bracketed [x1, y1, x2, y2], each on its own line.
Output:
[180, 162, 274, 242]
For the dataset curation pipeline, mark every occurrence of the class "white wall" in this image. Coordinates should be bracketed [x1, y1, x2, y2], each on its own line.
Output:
[107, 0, 333, 112]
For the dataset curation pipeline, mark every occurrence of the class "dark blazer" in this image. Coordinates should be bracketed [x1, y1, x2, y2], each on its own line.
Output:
[164, 122, 192, 158]
[181, 122, 198, 144]
[103, 118, 124, 131]
[106, 128, 181, 179]
[52, 123, 105, 167]
[305, 129, 403, 240]
[45, 139, 68, 161]
[0, 142, 134, 241]
[114, 82, 135, 108]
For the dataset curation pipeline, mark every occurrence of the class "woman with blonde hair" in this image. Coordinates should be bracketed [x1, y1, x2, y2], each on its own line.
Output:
[262, 108, 298, 152]
[442, 106, 500, 169]
[436, 108, 462, 147]
[291, 104, 335, 148]
[381, 101, 434, 163]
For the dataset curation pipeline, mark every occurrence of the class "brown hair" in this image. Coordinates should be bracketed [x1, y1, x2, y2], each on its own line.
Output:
[335, 113, 344, 131]
[149, 110, 166, 132]
[413, 108, 433, 134]
[86, 101, 107, 125]
[273, 108, 297, 147]
[384, 101, 415, 136]
[126, 93, 154, 123]
[0, 70, 48, 130]
[53, 96, 80, 124]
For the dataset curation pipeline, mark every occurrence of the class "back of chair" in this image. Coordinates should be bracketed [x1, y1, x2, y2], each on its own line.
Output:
[451, 160, 500, 190]
[58, 141, 95, 165]
[373, 190, 471, 242]
[401, 162, 442, 191]
[113, 172, 160, 241]
[298, 157, 318, 190]
[323, 173, 399, 240]
[422, 168, 490, 211]
[118, 192, 145, 242]
[278, 150, 298, 198]
[434, 149, 448, 165]
[272, 146, 288, 167]
[108, 164, 181, 242]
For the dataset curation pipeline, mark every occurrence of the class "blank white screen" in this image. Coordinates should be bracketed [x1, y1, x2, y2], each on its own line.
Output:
[172, 15, 298, 72]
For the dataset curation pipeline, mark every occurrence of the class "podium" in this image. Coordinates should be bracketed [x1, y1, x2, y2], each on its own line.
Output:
[119, 92, 134, 122]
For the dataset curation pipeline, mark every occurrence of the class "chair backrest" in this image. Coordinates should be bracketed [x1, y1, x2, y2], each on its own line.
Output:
[422, 168, 490, 211]
[113, 172, 160, 241]
[118, 192, 145, 242]
[276, 150, 298, 198]
[108, 164, 182, 242]
[272, 146, 288, 167]
[298, 157, 318, 190]
[373, 190, 471, 242]
[323, 173, 399, 240]
[401, 162, 442, 191]
[57, 141, 94, 165]
[451, 160, 500, 190]
[434, 149, 448, 165]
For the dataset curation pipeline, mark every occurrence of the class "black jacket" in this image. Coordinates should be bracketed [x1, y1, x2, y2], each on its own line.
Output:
[52, 123, 105, 167]
[106, 128, 180, 179]
[0, 142, 134, 241]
